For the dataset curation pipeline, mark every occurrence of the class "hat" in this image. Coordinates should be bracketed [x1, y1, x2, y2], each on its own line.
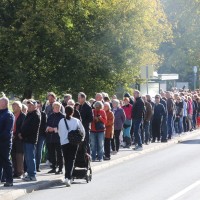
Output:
[124, 92, 131, 98]
[27, 99, 37, 106]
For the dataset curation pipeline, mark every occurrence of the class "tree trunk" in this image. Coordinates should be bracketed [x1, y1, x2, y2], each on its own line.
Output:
[22, 89, 33, 100]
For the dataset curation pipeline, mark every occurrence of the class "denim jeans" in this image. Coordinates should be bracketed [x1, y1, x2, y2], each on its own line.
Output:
[133, 119, 143, 147]
[192, 113, 197, 129]
[35, 135, 46, 170]
[90, 132, 105, 161]
[175, 117, 183, 134]
[23, 143, 36, 177]
[167, 114, 173, 139]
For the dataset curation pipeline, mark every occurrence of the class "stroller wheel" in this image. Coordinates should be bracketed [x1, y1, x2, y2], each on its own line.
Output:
[89, 175, 92, 181]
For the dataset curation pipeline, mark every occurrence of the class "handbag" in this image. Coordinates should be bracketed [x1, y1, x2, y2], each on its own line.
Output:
[94, 110, 105, 131]
[95, 121, 105, 130]
[64, 119, 84, 145]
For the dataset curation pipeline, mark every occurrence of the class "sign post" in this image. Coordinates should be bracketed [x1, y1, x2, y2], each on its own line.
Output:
[193, 66, 198, 90]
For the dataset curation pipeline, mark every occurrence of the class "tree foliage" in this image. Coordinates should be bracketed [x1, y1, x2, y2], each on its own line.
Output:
[0, 0, 171, 99]
[159, 0, 200, 86]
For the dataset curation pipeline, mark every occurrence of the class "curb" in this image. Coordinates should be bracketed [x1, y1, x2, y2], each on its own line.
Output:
[92, 131, 200, 172]
[1, 131, 199, 200]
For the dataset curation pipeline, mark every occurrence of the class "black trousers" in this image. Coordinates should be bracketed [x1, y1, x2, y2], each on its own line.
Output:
[183, 116, 188, 132]
[62, 143, 78, 179]
[0, 143, 13, 183]
[104, 138, 111, 158]
[48, 143, 63, 170]
[84, 130, 90, 154]
[111, 130, 121, 152]
[152, 119, 162, 141]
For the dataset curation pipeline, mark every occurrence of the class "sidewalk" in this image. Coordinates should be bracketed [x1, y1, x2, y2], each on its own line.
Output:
[0, 130, 199, 200]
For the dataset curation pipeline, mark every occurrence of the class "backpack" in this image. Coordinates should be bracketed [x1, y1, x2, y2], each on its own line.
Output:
[64, 119, 84, 145]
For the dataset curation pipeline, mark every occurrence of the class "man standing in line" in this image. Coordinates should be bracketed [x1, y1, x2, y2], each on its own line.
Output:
[132, 90, 145, 151]
[78, 92, 93, 153]
[20, 99, 41, 181]
[0, 97, 14, 187]
[166, 92, 175, 139]
[142, 96, 152, 145]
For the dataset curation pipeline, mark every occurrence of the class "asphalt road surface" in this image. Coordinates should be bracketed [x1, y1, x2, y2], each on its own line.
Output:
[18, 135, 200, 200]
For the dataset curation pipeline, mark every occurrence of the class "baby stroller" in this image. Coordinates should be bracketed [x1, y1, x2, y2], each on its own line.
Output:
[72, 141, 92, 183]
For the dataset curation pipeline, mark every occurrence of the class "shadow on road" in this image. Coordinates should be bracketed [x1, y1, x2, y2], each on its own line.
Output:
[179, 139, 200, 145]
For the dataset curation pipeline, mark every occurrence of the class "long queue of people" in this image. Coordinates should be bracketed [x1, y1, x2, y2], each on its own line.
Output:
[0, 89, 200, 187]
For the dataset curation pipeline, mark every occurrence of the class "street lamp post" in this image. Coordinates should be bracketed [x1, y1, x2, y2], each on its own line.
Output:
[193, 66, 198, 90]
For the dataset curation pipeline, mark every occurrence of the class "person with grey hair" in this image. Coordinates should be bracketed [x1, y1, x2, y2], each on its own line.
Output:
[0, 97, 15, 187]
[62, 94, 72, 107]
[11, 101, 26, 179]
[67, 99, 81, 120]
[111, 99, 126, 154]
[90, 101, 107, 161]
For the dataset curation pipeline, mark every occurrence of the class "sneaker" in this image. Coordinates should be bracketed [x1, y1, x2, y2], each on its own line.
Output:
[161, 139, 168, 143]
[111, 151, 117, 155]
[133, 146, 143, 151]
[22, 176, 37, 182]
[37, 169, 41, 172]
[55, 170, 63, 175]
[45, 160, 52, 166]
[64, 178, 71, 187]
[13, 175, 22, 179]
[4, 182, 13, 187]
[48, 169, 56, 174]
[99, 159, 103, 162]
[104, 157, 110, 161]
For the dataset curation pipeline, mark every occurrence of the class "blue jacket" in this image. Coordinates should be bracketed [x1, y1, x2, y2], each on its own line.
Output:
[0, 108, 14, 144]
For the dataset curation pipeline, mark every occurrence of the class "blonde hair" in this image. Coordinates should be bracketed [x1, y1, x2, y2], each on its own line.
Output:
[12, 101, 22, 110]
[52, 101, 61, 109]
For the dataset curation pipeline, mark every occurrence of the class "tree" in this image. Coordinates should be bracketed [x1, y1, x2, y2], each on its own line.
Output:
[159, 0, 200, 87]
[0, 0, 171, 99]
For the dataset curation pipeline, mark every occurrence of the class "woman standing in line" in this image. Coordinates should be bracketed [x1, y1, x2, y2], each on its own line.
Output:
[58, 106, 85, 187]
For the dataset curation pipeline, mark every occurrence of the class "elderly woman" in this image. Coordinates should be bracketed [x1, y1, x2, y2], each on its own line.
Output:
[11, 101, 26, 178]
[104, 102, 114, 160]
[46, 102, 65, 174]
[90, 101, 107, 162]
[111, 99, 126, 154]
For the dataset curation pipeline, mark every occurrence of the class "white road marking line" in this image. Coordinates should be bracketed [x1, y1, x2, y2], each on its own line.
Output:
[167, 180, 200, 200]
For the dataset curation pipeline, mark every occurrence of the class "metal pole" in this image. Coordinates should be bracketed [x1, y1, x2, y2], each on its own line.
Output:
[194, 73, 197, 90]
[146, 65, 149, 94]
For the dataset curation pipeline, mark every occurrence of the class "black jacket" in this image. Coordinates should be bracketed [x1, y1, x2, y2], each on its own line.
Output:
[13, 112, 26, 140]
[46, 112, 65, 143]
[39, 111, 47, 137]
[153, 103, 166, 120]
[79, 102, 93, 132]
[21, 110, 41, 144]
[132, 97, 145, 120]
[73, 109, 81, 120]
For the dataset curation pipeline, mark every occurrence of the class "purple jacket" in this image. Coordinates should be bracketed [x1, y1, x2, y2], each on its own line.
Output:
[112, 107, 126, 130]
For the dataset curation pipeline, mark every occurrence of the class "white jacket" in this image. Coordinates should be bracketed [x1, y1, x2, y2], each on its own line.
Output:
[58, 117, 85, 145]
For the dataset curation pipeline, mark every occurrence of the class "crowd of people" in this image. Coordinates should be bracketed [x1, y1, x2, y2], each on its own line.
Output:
[0, 89, 200, 187]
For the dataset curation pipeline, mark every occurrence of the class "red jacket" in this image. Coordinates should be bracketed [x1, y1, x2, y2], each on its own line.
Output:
[91, 109, 107, 133]
[122, 104, 133, 120]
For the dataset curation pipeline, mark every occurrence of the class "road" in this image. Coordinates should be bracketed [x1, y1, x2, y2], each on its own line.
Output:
[17, 135, 200, 200]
